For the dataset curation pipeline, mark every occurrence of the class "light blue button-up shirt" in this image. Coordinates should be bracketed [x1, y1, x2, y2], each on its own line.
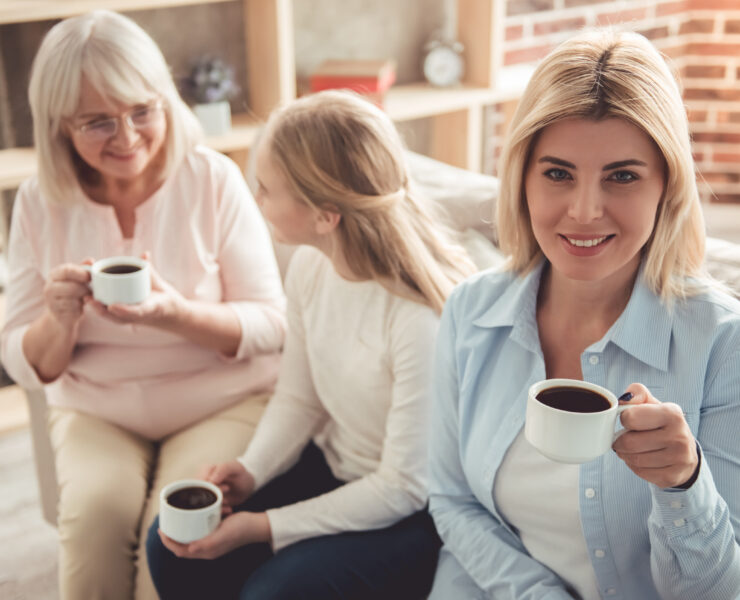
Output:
[428, 261, 740, 600]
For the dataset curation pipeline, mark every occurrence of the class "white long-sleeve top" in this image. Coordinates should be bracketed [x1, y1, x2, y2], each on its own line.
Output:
[238, 246, 439, 551]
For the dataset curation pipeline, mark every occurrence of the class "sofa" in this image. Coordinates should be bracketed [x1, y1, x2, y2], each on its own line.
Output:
[24, 151, 740, 526]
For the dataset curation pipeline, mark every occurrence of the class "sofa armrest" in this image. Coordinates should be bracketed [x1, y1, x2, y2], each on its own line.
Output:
[24, 388, 58, 526]
[705, 237, 740, 299]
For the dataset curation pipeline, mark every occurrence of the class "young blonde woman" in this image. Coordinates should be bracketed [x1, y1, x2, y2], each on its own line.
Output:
[427, 29, 740, 600]
[146, 90, 476, 599]
[0, 11, 286, 599]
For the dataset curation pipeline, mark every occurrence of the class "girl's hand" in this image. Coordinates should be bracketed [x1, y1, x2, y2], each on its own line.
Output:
[198, 461, 255, 515]
[612, 383, 699, 489]
[43, 260, 94, 329]
[158, 511, 271, 560]
[89, 252, 187, 329]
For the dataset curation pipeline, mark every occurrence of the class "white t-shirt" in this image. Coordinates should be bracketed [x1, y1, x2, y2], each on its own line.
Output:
[239, 246, 439, 551]
[494, 429, 601, 599]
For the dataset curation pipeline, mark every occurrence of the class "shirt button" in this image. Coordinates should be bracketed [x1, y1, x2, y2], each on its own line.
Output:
[674, 518, 686, 527]
[670, 500, 682, 509]
[594, 549, 605, 558]
[585, 488, 596, 498]
[589, 355, 600, 365]
[606, 588, 617, 595]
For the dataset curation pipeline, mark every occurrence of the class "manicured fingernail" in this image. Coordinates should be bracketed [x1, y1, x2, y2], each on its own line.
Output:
[618, 392, 633, 402]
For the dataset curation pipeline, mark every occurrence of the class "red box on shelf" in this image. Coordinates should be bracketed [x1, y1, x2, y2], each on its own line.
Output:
[309, 59, 397, 107]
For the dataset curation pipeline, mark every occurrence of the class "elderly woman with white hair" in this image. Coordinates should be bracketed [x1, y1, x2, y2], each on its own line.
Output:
[0, 10, 286, 599]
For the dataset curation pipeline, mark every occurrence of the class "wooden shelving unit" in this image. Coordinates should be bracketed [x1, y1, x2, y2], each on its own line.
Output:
[0, 0, 512, 191]
[0, 0, 234, 24]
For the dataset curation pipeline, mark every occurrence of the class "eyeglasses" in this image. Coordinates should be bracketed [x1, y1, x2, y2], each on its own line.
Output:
[73, 100, 164, 142]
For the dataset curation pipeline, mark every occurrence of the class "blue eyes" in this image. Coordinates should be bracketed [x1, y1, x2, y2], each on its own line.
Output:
[610, 171, 638, 183]
[543, 168, 639, 183]
[544, 168, 570, 181]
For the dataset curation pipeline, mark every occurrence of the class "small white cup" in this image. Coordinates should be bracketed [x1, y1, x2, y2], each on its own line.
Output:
[159, 479, 222, 544]
[88, 256, 150, 305]
[525, 378, 629, 464]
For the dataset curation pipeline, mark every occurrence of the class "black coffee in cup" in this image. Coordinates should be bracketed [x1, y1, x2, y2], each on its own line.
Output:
[101, 264, 141, 275]
[166, 486, 217, 510]
[536, 386, 611, 413]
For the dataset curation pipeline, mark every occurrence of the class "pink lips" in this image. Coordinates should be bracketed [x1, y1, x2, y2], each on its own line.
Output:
[559, 234, 614, 257]
[105, 146, 142, 161]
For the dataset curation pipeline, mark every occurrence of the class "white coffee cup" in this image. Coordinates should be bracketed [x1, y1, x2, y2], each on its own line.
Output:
[159, 479, 222, 544]
[525, 378, 629, 464]
[87, 256, 150, 305]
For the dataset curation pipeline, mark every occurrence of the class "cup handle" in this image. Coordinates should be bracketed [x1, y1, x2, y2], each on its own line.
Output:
[612, 404, 631, 443]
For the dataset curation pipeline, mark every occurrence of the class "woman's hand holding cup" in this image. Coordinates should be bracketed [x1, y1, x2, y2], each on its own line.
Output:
[89, 251, 186, 328]
[43, 259, 94, 330]
[198, 460, 256, 516]
[612, 383, 699, 489]
[158, 462, 266, 560]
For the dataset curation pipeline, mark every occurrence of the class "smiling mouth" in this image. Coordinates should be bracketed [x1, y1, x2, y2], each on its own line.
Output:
[562, 235, 614, 248]
[106, 145, 142, 158]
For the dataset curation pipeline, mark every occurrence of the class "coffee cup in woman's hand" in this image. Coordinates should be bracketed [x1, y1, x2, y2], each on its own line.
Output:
[86, 256, 150, 305]
[159, 479, 223, 544]
[525, 379, 629, 464]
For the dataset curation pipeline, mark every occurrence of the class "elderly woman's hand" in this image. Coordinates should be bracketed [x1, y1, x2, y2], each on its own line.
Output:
[88, 253, 187, 329]
[612, 383, 699, 489]
[43, 260, 94, 330]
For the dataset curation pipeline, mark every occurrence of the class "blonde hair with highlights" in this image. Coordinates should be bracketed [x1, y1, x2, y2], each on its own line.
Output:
[265, 90, 476, 314]
[28, 10, 202, 204]
[497, 29, 705, 300]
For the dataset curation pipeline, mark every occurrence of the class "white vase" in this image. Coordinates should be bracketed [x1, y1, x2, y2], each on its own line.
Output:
[193, 101, 231, 136]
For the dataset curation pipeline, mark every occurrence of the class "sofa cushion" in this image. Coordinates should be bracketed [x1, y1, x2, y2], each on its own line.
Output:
[705, 237, 740, 298]
[406, 152, 499, 245]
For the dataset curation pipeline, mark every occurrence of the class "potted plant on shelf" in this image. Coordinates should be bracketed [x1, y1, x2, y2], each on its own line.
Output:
[185, 56, 239, 136]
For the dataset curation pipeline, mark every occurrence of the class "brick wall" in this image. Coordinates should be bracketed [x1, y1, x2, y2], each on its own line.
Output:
[493, 0, 740, 203]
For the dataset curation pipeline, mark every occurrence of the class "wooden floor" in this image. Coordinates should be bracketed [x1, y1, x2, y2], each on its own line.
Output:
[0, 426, 59, 600]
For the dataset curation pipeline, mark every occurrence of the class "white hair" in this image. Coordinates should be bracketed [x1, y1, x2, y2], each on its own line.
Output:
[28, 10, 202, 203]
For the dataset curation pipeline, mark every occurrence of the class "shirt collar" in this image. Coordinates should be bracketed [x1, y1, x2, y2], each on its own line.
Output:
[472, 262, 545, 354]
[471, 260, 673, 372]
[590, 266, 673, 372]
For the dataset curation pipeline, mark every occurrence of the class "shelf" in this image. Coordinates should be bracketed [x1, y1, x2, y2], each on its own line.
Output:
[0, 75, 531, 192]
[201, 112, 262, 153]
[0, 1, 514, 185]
[0, 0, 236, 24]
[0, 148, 35, 191]
[385, 82, 524, 122]
[0, 113, 262, 192]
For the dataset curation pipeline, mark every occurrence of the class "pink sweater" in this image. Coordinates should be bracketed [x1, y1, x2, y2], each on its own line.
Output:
[1, 147, 286, 440]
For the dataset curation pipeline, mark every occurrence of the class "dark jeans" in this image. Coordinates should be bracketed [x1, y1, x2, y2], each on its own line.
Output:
[146, 442, 441, 599]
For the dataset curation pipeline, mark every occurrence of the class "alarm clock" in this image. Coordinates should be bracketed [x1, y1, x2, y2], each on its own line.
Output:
[422, 39, 464, 87]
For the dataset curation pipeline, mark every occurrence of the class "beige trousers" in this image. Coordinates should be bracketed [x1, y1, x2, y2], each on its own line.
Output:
[48, 393, 269, 600]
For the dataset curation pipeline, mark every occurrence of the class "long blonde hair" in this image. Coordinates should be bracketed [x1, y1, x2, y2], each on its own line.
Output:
[265, 90, 476, 313]
[497, 29, 705, 300]
[28, 10, 202, 204]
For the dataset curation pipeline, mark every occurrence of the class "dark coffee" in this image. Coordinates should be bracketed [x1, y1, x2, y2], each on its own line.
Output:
[101, 264, 141, 275]
[536, 386, 611, 413]
[166, 486, 217, 510]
